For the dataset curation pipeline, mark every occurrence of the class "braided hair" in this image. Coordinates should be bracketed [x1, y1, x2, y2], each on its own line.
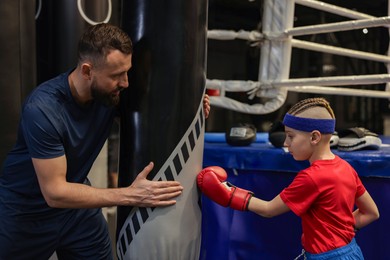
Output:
[287, 97, 335, 119]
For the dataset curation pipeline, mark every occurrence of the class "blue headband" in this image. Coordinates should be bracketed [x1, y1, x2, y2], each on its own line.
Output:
[283, 113, 335, 134]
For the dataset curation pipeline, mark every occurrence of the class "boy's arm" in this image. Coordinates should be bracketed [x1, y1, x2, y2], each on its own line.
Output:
[247, 195, 290, 218]
[353, 191, 379, 230]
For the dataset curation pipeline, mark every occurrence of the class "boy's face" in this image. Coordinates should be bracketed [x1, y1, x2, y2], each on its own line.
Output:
[284, 126, 313, 161]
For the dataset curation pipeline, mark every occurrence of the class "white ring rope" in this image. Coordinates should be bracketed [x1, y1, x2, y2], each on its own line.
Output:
[285, 16, 390, 37]
[207, 30, 262, 41]
[208, 30, 390, 63]
[288, 86, 390, 99]
[291, 39, 390, 63]
[77, 0, 112, 25]
[207, 74, 390, 90]
[206, 74, 390, 100]
[264, 74, 390, 87]
[209, 16, 390, 41]
[294, 0, 374, 20]
[207, 0, 390, 114]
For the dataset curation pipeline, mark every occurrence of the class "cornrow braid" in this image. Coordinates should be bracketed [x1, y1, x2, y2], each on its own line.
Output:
[287, 97, 335, 118]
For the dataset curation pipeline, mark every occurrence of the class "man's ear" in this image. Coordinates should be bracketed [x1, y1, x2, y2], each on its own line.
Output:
[81, 63, 92, 80]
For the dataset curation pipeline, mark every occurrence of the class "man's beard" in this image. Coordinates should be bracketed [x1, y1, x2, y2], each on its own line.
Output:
[91, 81, 121, 107]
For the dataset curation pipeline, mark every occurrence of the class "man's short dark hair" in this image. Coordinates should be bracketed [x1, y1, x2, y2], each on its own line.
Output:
[77, 23, 133, 66]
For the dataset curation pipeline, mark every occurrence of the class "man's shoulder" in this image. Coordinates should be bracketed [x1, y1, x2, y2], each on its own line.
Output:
[27, 72, 70, 107]
[37, 72, 69, 94]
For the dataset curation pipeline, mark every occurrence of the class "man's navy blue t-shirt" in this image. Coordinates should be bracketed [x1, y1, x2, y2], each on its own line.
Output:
[0, 71, 116, 216]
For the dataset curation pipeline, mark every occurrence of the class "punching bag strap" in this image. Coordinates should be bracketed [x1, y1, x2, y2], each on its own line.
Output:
[77, 0, 112, 25]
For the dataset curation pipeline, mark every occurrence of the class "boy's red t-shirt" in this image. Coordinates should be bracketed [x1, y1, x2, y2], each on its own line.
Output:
[280, 155, 366, 254]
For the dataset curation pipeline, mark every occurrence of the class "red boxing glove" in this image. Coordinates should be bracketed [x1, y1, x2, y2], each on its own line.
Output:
[197, 166, 253, 211]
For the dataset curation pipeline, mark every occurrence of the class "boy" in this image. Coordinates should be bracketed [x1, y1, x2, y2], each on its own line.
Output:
[198, 97, 379, 259]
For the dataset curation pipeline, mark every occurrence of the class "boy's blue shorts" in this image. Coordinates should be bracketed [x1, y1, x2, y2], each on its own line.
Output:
[0, 206, 113, 260]
[305, 238, 364, 260]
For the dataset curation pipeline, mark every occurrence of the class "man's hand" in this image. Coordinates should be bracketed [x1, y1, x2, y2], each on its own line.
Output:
[127, 162, 184, 207]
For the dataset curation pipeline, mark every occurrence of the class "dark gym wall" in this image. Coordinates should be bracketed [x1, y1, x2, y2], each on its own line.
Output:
[36, 0, 121, 84]
[0, 0, 37, 165]
[0, 0, 121, 166]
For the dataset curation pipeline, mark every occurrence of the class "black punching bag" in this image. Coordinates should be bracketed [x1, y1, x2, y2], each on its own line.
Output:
[0, 0, 36, 165]
[117, 0, 208, 259]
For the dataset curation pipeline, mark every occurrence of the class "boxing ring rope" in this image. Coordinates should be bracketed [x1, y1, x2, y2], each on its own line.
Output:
[285, 16, 390, 37]
[292, 39, 390, 63]
[209, 18, 390, 63]
[294, 0, 375, 20]
[206, 0, 390, 114]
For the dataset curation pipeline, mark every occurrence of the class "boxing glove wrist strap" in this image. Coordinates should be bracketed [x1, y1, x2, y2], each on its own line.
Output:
[228, 183, 253, 211]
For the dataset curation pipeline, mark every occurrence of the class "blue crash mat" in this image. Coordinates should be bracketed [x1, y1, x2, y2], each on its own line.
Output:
[203, 132, 390, 177]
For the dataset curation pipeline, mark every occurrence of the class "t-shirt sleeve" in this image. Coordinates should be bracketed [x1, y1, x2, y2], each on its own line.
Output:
[280, 170, 319, 216]
[21, 104, 65, 159]
[355, 174, 366, 198]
